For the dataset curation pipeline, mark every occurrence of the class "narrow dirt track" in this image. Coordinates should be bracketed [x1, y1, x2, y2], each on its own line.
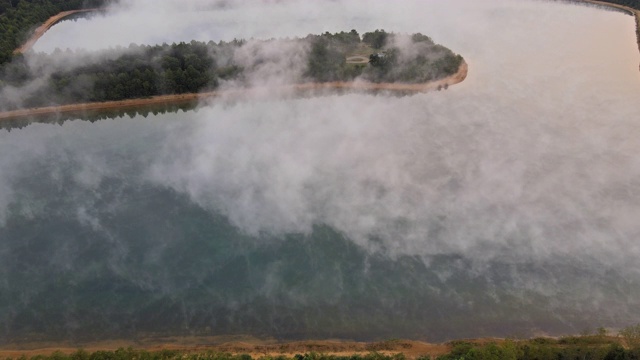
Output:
[346, 55, 369, 64]
[13, 9, 97, 54]
[0, 60, 468, 122]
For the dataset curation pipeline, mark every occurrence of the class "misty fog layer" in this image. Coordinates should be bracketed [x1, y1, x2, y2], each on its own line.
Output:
[2, 0, 640, 342]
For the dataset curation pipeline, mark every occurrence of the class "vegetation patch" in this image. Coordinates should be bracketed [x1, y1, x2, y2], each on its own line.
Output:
[4, 330, 640, 360]
[0, 29, 464, 111]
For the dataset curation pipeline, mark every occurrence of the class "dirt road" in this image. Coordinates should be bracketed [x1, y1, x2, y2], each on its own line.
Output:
[13, 9, 97, 54]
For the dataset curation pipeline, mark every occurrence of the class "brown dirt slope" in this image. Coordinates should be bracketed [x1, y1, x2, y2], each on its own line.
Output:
[0, 338, 455, 359]
[14, 9, 97, 55]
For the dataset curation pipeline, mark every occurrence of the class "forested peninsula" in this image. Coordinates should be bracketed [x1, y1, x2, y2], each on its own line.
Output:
[0, 28, 465, 114]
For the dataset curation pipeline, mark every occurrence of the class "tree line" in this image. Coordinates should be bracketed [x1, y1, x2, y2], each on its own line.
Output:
[0, 39, 241, 108]
[0, 0, 110, 65]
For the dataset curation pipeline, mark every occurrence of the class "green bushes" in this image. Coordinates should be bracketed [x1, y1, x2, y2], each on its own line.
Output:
[558, 335, 615, 345]
[306, 30, 464, 84]
[620, 324, 640, 349]
[436, 341, 517, 360]
[305, 37, 347, 82]
[434, 335, 640, 360]
[362, 30, 388, 50]
[1, 40, 224, 108]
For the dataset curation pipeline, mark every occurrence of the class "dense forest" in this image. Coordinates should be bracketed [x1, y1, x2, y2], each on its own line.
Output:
[306, 29, 463, 84]
[0, 0, 110, 65]
[0, 29, 464, 110]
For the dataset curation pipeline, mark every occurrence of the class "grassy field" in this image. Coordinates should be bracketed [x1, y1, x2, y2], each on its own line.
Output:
[1, 333, 640, 360]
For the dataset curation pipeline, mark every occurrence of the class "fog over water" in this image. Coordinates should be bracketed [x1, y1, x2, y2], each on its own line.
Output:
[2, 0, 640, 342]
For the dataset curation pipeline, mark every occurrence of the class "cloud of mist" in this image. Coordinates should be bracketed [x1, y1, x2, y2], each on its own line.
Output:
[3, 0, 640, 269]
[125, 0, 635, 275]
[145, 88, 640, 273]
[224, 38, 311, 88]
[0, 46, 142, 110]
[1, 0, 640, 339]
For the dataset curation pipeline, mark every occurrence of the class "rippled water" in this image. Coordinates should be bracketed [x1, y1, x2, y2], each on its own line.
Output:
[3, 0, 640, 343]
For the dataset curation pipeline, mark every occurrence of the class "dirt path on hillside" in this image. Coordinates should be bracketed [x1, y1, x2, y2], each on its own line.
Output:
[346, 55, 369, 64]
[13, 9, 97, 55]
[0, 60, 468, 122]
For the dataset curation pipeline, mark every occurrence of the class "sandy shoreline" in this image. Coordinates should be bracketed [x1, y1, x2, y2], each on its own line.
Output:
[0, 61, 468, 122]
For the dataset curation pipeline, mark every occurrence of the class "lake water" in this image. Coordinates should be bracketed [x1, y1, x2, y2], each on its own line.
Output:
[3, 0, 640, 343]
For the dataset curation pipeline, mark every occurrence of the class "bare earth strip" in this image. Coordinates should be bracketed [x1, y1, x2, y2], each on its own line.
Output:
[0, 338, 479, 359]
[0, 337, 521, 359]
[13, 9, 98, 55]
[0, 61, 468, 122]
